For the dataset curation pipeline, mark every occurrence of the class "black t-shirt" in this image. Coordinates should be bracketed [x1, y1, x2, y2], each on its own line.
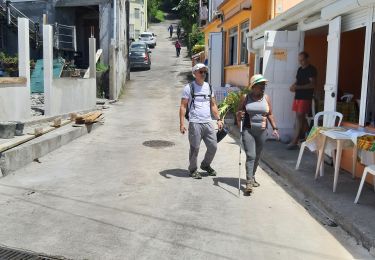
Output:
[295, 64, 317, 100]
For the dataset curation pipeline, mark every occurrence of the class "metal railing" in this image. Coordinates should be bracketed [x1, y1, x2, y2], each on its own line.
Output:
[54, 23, 77, 52]
[0, 0, 40, 47]
[0, 1, 76, 51]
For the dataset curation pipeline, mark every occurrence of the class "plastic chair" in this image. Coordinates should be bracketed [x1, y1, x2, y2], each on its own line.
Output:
[354, 165, 375, 204]
[295, 111, 343, 175]
[306, 98, 316, 128]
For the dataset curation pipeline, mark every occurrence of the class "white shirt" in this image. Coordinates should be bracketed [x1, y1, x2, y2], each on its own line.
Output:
[182, 81, 214, 123]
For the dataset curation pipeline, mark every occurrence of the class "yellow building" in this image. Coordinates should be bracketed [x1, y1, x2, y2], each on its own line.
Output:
[130, 0, 147, 40]
[202, 0, 303, 88]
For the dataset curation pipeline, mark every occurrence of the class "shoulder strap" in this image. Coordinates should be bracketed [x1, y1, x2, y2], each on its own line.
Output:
[189, 82, 195, 109]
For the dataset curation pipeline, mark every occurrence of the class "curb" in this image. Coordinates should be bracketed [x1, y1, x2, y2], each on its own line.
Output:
[0, 122, 101, 177]
[225, 121, 375, 254]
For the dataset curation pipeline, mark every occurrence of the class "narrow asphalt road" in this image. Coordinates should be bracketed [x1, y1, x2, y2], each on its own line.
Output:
[0, 18, 372, 260]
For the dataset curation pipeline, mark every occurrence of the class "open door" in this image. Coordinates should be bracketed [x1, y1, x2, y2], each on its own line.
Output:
[263, 30, 301, 138]
[324, 16, 341, 118]
[209, 32, 224, 88]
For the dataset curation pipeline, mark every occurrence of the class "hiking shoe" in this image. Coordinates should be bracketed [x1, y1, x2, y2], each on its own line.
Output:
[189, 170, 202, 179]
[252, 177, 260, 187]
[200, 165, 217, 176]
[245, 180, 253, 193]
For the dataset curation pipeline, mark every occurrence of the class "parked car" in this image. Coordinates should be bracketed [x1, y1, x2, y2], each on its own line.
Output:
[138, 32, 157, 48]
[130, 41, 150, 53]
[129, 42, 151, 70]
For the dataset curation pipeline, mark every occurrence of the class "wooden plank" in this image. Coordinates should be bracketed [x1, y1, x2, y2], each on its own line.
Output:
[0, 77, 27, 85]
[75, 111, 102, 124]
[83, 49, 103, 79]
[0, 135, 35, 153]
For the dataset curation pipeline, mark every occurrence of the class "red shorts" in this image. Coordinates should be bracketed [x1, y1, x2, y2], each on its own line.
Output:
[292, 99, 311, 114]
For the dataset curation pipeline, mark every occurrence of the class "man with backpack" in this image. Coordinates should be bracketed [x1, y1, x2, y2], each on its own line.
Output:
[175, 40, 181, 57]
[179, 63, 223, 179]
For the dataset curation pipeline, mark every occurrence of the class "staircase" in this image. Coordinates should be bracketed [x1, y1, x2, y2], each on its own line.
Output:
[0, 1, 76, 51]
[0, 0, 41, 48]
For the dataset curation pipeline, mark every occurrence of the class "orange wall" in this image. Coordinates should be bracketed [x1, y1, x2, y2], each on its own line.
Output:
[274, 0, 303, 16]
[224, 67, 249, 87]
[338, 28, 365, 100]
[304, 34, 328, 100]
[252, 0, 270, 29]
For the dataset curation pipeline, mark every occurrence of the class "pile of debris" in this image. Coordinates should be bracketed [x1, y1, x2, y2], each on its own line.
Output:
[31, 93, 44, 116]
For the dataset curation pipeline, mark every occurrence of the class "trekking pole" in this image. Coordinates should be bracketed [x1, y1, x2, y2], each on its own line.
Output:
[238, 118, 244, 197]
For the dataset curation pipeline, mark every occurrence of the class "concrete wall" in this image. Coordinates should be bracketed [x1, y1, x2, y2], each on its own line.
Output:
[99, 3, 112, 64]
[48, 78, 96, 115]
[109, 0, 129, 100]
[0, 18, 31, 121]
[43, 24, 97, 116]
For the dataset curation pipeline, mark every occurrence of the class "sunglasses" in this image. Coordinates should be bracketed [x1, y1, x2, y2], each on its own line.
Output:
[197, 70, 207, 75]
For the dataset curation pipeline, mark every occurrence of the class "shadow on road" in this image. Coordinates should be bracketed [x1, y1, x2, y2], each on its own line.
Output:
[159, 169, 190, 178]
[213, 177, 250, 197]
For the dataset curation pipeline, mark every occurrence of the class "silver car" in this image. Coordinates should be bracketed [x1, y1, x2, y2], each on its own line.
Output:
[138, 32, 157, 48]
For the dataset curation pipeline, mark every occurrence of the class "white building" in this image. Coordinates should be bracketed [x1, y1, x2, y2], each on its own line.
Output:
[129, 0, 147, 40]
[247, 0, 375, 137]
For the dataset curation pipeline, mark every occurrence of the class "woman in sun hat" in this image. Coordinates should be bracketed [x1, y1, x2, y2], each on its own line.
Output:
[236, 74, 280, 193]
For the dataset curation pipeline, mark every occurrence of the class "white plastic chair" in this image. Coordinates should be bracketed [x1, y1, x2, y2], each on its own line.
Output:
[306, 98, 316, 128]
[354, 165, 375, 204]
[295, 111, 343, 175]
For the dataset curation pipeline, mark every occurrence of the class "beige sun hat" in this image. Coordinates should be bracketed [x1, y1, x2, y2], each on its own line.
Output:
[250, 74, 268, 88]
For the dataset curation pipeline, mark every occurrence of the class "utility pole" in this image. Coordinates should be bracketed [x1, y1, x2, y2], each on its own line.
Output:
[126, 0, 130, 80]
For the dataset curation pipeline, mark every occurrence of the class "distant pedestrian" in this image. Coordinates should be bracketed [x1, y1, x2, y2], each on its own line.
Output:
[177, 25, 181, 39]
[168, 24, 173, 38]
[236, 74, 279, 193]
[287, 51, 317, 149]
[179, 63, 223, 179]
[175, 40, 181, 57]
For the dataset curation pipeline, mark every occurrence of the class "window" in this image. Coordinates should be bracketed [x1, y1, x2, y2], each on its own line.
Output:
[135, 8, 140, 19]
[129, 24, 135, 39]
[240, 21, 249, 64]
[228, 26, 238, 65]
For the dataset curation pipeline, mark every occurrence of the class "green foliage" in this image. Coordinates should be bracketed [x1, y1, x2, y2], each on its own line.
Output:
[154, 10, 165, 22]
[218, 89, 251, 119]
[96, 62, 108, 72]
[173, 0, 199, 55]
[148, 0, 163, 22]
[190, 24, 204, 45]
[0, 52, 19, 75]
[192, 45, 205, 55]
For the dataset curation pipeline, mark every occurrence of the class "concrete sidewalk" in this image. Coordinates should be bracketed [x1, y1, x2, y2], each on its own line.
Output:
[227, 123, 375, 255]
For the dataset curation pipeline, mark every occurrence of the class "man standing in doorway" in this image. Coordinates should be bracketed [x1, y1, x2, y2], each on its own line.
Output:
[288, 52, 317, 149]
[179, 63, 223, 179]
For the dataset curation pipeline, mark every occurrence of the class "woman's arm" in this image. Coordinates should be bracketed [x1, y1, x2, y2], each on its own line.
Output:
[265, 95, 280, 139]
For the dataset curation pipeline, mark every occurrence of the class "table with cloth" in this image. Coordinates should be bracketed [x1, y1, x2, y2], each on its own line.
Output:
[304, 126, 375, 192]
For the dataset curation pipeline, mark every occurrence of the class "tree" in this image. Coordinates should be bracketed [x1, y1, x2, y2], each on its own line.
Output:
[172, 0, 200, 55]
[148, 0, 163, 22]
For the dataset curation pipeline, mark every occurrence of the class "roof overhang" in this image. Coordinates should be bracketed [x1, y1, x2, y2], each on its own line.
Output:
[55, 0, 107, 7]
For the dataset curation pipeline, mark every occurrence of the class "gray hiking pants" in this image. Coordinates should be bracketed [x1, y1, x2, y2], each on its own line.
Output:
[188, 122, 217, 172]
[242, 128, 267, 180]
